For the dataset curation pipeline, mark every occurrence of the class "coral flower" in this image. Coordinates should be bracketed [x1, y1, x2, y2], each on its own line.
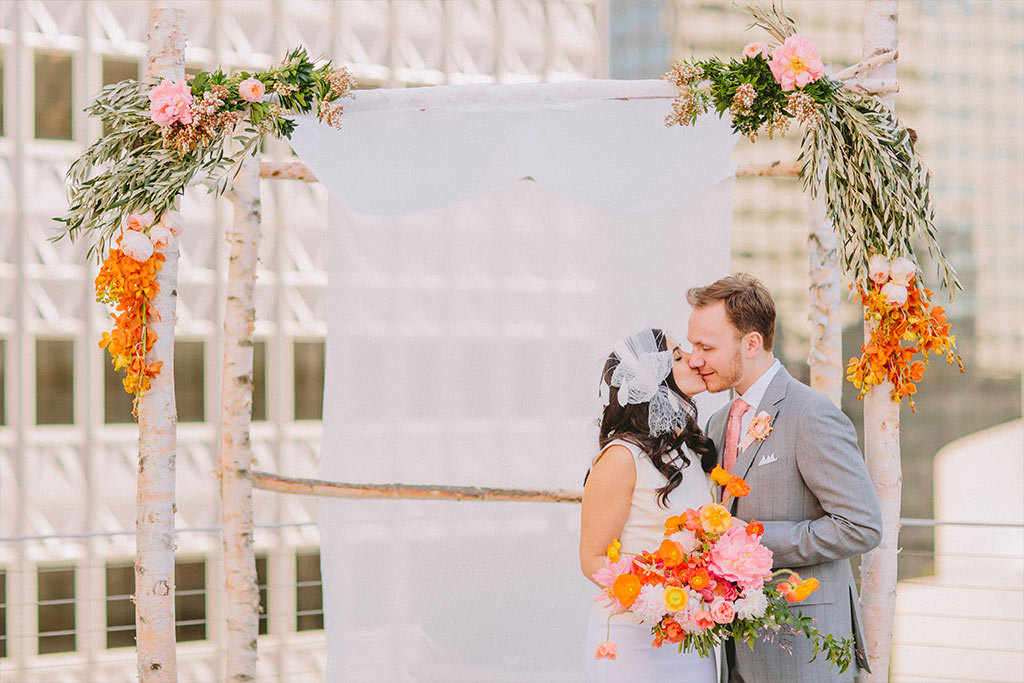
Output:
[710, 465, 732, 486]
[594, 641, 617, 660]
[768, 34, 825, 91]
[726, 476, 751, 498]
[148, 224, 174, 252]
[709, 527, 773, 591]
[612, 573, 642, 608]
[699, 504, 732, 534]
[662, 617, 684, 642]
[663, 586, 688, 612]
[742, 42, 769, 59]
[745, 520, 764, 537]
[664, 515, 684, 536]
[658, 539, 685, 568]
[122, 210, 156, 232]
[687, 567, 711, 591]
[238, 77, 266, 102]
[149, 79, 194, 126]
[868, 254, 890, 285]
[710, 597, 736, 624]
[694, 610, 714, 630]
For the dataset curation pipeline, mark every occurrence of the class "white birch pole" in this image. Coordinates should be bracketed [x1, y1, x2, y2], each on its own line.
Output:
[858, 1, 902, 680]
[220, 152, 262, 682]
[136, 8, 185, 681]
[807, 178, 842, 407]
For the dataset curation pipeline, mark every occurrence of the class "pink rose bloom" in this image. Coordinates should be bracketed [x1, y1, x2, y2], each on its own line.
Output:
[742, 42, 769, 59]
[148, 224, 174, 252]
[122, 210, 156, 232]
[594, 641, 617, 660]
[119, 229, 154, 262]
[709, 527, 773, 591]
[238, 78, 266, 103]
[694, 610, 714, 630]
[888, 257, 917, 286]
[156, 210, 184, 236]
[768, 34, 825, 91]
[149, 80, 194, 126]
[868, 254, 891, 286]
[880, 281, 909, 308]
[710, 598, 736, 624]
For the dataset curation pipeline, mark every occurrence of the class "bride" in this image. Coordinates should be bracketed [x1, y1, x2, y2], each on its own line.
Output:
[580, 328, 720, 683]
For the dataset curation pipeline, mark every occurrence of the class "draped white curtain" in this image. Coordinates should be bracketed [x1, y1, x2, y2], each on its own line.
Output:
[288, 80, 738, 682]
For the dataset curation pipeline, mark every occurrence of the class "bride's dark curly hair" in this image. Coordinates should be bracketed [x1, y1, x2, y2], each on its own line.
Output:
[593, 328, 717, 507]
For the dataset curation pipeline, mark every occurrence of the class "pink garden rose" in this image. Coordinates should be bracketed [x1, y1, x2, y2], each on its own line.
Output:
[694, 610, 714, 630]
[709, 527, 773, 591]
[149, 80, 194, 126]
[148, 224, 174, 252]
[880, 281, 909, 307]
[594, 641, 617, 660]
[768, 34, 825, 91]
[156, 210, 184, 236]
[119, 229, 154, 262]
[868, 254, 891, 286]
[888, 256, 917, 286]
[238, 78, 266, 103]
[742, 42, 769, 59]
[121, 210, 156, 232]
[710, 597, 736, 624]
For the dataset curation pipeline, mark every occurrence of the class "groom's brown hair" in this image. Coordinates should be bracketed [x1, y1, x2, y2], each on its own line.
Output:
[687, 274, 776, 351]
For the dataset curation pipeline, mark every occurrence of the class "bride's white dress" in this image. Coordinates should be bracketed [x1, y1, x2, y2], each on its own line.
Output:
[583, 438, 718, 683]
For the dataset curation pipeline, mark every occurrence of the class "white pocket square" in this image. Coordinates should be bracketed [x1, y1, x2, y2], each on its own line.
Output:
[757, 454, 778, 466]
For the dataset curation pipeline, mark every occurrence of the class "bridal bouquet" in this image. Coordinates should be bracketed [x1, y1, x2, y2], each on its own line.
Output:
[593, 467, 854, 672]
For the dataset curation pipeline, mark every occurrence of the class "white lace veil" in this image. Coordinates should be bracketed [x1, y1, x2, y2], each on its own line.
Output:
[601, 328, 696, 437]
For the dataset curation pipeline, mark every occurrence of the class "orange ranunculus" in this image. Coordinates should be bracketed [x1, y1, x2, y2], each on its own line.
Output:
[745, 520, 764, 537]
[662, 617, 684, 643]
[612, 573, 642, 608]
[663, 586, 688, 612]
[687, 567, 711, 591]
[710, 465, 731, 486]
[725, 476, 751, 498]
[699, 504, 731, 534]
[658, 539, 684, 568]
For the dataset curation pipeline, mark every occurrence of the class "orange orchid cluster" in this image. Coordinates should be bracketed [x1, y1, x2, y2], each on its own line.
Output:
[846, 276, 963, 412]
[95, 242, 165, 416]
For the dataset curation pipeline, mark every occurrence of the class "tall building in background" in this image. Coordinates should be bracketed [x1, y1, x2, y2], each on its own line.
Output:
[0, 1, 606, 680]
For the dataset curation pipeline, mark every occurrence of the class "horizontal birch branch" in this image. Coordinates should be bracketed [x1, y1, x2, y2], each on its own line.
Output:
[833, 49, 899, 81]
[251, 471, 583, 503]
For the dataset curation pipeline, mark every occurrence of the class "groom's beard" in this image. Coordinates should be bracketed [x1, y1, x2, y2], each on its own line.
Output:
[706, 348, 744, 393]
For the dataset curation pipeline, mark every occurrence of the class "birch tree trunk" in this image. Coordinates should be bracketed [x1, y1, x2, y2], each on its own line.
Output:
[220, 152, 262, 682]
[858, 1, 902, 680]
[136, 8, 185, 681]
[807, 178, 842, 407]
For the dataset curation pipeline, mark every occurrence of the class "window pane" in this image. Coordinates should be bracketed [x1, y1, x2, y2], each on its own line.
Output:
[293, 341, 325, 420]
[38, 566, 75, 654]
[34, 52, 73, 140]
[102, 58, 139, 137]
[36, 339, 73, 425]
[296, 551, 323, 631]
[105, 562, 135, 649]
[103, 349, 136, 424]
[0, 568, 7, 658]
[252, 340, 267, 422]
[175, 560, 206, 642]
[256, 554, 268, 636]
[175, 341, 205, 423]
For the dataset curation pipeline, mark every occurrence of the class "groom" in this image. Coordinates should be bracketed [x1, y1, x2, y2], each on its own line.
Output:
[686, 274, 882, 683]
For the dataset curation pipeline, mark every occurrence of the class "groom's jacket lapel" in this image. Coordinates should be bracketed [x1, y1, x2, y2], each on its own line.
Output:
[729, 366, 791, 511]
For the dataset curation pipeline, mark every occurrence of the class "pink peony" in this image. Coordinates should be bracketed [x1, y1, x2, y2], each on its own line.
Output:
[119, 229, 154, 262]
[868, 254, 890, 286]
[156, 210, 184, 236]
[768, 34, 825, 91]
[710, 597, 736, 624]
[122, 210, 156, 232]
[742, 42, 769, 59]
[888, 257, 917, 286]
[149, 80, 194, 126]
[238, 78, 266, 103]
[594, 641, 617, 660]
[709, 527, 773, 592]
[148, 224, 174, 252]
[880, 281, 909, 308]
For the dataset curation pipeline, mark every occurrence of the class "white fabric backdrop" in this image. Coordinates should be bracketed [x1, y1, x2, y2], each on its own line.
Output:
[291, 82, 738, 681]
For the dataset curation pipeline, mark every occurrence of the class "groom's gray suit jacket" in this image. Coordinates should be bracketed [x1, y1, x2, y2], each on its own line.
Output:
[708, 365, 882, 683]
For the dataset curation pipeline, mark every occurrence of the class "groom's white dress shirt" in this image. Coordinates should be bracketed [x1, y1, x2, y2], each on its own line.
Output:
[734, 358, 781, 436]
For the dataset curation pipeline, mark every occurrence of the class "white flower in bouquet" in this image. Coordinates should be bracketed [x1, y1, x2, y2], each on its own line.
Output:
[632, 584, 668, 624]
[880, 281, 909, 308]
[734, 588, 768, 620]
[157, 210, 184, 236]
[119, 229, 154, 262]
[148, 224, 174, 252]
[888, 256, 917, 286]
[675, 528, 700, 553]
[867, 254, 890, 286]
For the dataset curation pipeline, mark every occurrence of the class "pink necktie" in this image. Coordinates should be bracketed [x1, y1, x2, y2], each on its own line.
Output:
[723, 397, 750, 475]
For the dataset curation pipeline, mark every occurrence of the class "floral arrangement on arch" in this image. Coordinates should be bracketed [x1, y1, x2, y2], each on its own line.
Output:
[593, 467, 855, 672]
[662, 4, 963, 408]
[57, 48, 356, 414]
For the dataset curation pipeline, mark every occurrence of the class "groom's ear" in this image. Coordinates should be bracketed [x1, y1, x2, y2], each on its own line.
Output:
[743, 331, 765, 356]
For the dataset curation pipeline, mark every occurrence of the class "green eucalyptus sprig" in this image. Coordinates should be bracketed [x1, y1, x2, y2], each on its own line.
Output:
[56, 47, 355, 261]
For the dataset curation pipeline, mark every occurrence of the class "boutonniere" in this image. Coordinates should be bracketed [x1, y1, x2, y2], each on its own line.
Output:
[740, 411, 773, 451]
